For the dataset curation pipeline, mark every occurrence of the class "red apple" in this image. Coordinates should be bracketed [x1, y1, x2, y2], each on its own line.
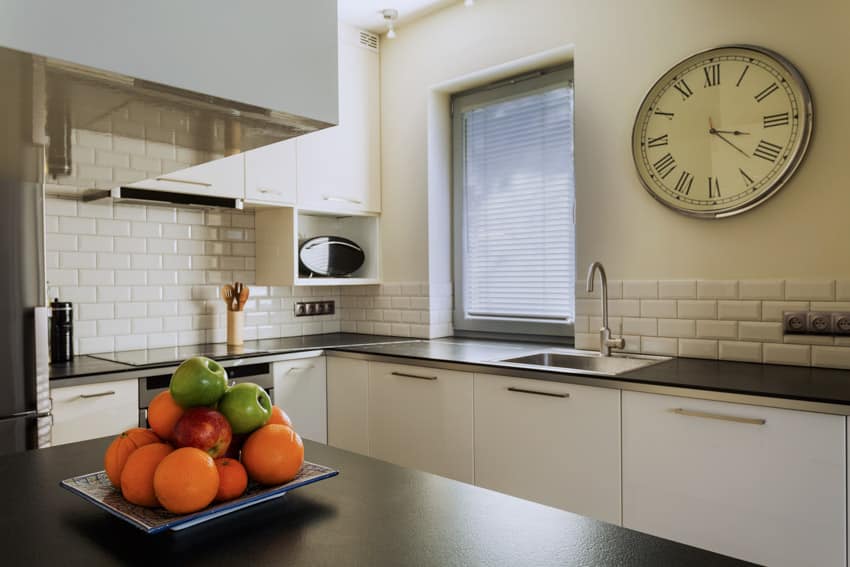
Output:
[222, 433, 248, 460]
[173, 407, 232, 459]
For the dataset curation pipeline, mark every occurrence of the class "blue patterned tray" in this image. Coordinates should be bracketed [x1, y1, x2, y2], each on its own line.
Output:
[60, 461, 338, 534]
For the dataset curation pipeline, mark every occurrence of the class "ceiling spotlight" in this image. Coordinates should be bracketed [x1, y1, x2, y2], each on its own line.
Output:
[464, 0, 475, 6]
[381, 8, 398, 39]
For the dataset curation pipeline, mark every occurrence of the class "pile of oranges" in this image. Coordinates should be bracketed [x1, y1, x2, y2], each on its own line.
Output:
[104, 394, 304, 515]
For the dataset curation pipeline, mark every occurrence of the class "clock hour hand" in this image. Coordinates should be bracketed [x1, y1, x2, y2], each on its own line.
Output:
[709, 117, 750, 158]
[714, 129, 751, 135]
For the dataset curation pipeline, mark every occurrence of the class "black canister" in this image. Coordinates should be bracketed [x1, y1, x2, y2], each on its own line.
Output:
[50, 299, 74, 363]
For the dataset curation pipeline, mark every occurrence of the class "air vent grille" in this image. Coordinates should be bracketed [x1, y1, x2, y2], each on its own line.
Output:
[359, 31, 379, 52]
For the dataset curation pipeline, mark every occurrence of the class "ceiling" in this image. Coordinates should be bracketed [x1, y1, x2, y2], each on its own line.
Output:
[337, 0, 458, 33]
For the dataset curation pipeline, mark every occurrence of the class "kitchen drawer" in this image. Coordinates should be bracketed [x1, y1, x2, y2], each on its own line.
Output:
[51, 379, 139, 446]
[273, 355, 327, 444]
[474, 374, 621, 524]
[623, 390, 846, 566]
[368, 361, 473, 483]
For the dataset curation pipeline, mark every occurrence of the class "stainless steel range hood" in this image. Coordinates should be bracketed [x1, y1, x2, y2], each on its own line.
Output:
[0, 44, 333, 194]
[82, 187, 244, 210]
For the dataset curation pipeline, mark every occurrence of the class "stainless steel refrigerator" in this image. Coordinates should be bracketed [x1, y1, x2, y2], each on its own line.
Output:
[0, 47, 51, 455]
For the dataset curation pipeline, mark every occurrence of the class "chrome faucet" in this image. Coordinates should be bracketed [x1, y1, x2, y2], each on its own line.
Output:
[586, 262, 625, 356]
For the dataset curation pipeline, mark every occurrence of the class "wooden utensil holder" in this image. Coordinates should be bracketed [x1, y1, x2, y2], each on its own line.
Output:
[227, 310, 244, 346]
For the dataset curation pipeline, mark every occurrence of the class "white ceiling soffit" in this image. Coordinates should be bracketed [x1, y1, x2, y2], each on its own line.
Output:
[338, 0, 458, 33]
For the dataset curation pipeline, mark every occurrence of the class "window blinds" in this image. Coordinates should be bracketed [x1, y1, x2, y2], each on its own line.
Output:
[460, 82, 574, 323]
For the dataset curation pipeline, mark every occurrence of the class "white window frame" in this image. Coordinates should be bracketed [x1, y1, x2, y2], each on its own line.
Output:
[452, 67, 574, 337]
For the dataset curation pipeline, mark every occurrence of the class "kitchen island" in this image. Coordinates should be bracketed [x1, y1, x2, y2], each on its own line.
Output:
[1, 438, 750, 566]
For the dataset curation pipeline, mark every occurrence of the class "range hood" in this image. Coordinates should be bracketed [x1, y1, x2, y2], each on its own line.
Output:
[82, 187, 243, 210]
[0, 44, 333, 193]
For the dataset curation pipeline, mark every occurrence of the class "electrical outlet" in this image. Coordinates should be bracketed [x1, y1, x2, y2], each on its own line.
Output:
[783, 312, 807, 334]
[807, 311, 833, 334]
[833, 313, 850, 335]
[294, 301, 335, 317]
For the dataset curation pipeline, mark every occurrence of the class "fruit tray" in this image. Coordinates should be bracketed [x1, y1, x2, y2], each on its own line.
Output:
[60, 461, 338, 534]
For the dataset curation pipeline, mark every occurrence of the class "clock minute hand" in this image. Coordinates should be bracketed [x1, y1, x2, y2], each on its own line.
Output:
[714, 129, 751, 135]
[711, 130, 751, 158]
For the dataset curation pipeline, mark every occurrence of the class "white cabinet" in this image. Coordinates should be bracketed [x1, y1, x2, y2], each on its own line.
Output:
[244, 140, 297, 205]
[51, 379, 139, 446]
[622, 391, 846, 567]
[296, 25, 381, 214]
[368, 362, 473, 483]
[272, 355, 327, 444]
[474, 374, 621, 524]
[327, 357, 370, 455]
[126, 153, 244, 199]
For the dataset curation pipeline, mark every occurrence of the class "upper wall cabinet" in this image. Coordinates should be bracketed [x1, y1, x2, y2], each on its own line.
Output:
[0, 0, 339, 125]
[244, 140, 297, 206]
[296, 25, 381, 214]
[125, 153, 244, 199]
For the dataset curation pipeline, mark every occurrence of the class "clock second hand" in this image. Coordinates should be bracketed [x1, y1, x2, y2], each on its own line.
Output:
[709, 117, 750, 158]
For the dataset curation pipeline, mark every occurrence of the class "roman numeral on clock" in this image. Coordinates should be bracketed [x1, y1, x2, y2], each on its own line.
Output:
[763, 112, 790, 128]
[654, 109, 674, 120]
[753, 140, 783, 162]
[739, 168, 754, 186]
[735, 65, 750, 87]
[708, 176, 721, 198]
[673, 79, 694, 100]
[673, 170, 694, 195]
[652, 153, 677, 179]
[703, 64, 720, 87]
[647, 134, 668, 148]
[754, 82, 779, 102]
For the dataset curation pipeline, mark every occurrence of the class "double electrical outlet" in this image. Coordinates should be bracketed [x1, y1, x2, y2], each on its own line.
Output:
[294, 300, 336, 317]
[783, 311, 850, 335]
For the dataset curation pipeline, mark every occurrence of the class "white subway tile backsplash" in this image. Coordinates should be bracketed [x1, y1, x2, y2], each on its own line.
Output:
[677, 300, 716, 320]
[658, 318, 695, 338]
[738, 321, 783, 343]
[622, 317, 657, 337]
[697, 280, 738, 299]
[719, 341, 762, 363]
[762, 301, 808, 322]
[98, 319, 131, 336]
[97, 286, 132, 302]
[132, 254, 163, 270]
[812, 347, 850, 370]
[115, 334, 147, 351]
[678, 339, 718, 359]
[717, 301, 761, 321]
[836, 280, 850, 301]
[763, 344, 810, 367]
[608, 300, 640, 317]
[59, 217, 97, 235]
[641, 337, 677, 356]
[147, 239, 177, 254]
[114, 237, 147, 253]
[60, 252, 97, 269]
[696, 320, 738, 340]
[784, 334, 834, 346]
[739, 280, 784, 300]
[622, 280, 658, 299]
[79, 269, 114, 286]
[97, 253, 131, 270]
[658, 280, 697, 299]
[79, 336, 114, 354]
[640, 300, 677, 318]
[785, 280, 835, 301]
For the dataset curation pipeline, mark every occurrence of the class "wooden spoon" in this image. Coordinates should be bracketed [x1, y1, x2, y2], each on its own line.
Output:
[237, 285, 250, 311]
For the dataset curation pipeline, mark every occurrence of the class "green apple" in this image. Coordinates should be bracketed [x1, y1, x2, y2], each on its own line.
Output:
[218, 383, 272, 434]
[170, 356, 228, 408]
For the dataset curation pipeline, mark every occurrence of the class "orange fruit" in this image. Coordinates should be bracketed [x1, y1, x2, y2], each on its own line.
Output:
[104, 428, 161, 488]
[267, 405, 293, 428]
[120, 442, 174, 507]
[154, 447, 220, 514]
[241, 424, 304, 486]
[214, 458, 248, 502]
[147, 391, 185, 441]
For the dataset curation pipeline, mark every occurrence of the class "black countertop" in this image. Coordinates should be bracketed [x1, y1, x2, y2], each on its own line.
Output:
[49, 334, 415, 380]
[1, 437, 749, 566]
[334, 338, 850, 410]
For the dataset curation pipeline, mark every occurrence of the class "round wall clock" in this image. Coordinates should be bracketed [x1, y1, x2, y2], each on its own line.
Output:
[631, 45, 813, 218]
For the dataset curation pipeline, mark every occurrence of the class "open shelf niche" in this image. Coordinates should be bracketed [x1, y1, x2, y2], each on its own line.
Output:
[255, 208, 380, 287]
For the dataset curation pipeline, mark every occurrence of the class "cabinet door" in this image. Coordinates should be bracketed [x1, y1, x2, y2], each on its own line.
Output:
[474, 374, 621, 524]
[51, 379, 139, 445]
[369, 362, 473, 482]
[296, 26, 380, 214]
[244, 140, 297, 205]
[126, 153, 244, 198]
[623, 391, 846, 567]
[326, 357, 369, 455]
[273, 356, 327, 443]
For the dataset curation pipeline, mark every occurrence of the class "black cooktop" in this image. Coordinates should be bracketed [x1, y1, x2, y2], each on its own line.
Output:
[89, 343, 269, 367]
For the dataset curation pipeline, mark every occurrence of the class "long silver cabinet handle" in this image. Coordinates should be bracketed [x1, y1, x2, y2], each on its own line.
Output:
[507, 387, 569, 399]
[78, 390, 116, 399]
[257, 187, 283, 195]
[155, 177, 213, 188]
[286, 365, 316, 374]
[669, 408, 766, 425]
[391, 371, 438, 381]
[323, 195, 363, 205]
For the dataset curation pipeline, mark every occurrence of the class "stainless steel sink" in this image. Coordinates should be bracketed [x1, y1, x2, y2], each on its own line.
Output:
[497, 350, 670, 375]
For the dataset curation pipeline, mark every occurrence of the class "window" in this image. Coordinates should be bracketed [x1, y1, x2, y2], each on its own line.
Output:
[452, 67, 574, 336]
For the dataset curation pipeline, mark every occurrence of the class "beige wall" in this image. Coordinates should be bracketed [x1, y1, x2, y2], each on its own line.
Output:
[575, 0, 850, 279]
[381, 0, 850, 284]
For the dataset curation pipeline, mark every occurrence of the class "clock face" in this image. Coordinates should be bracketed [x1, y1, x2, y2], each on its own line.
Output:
[632, 45, 813, 218]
